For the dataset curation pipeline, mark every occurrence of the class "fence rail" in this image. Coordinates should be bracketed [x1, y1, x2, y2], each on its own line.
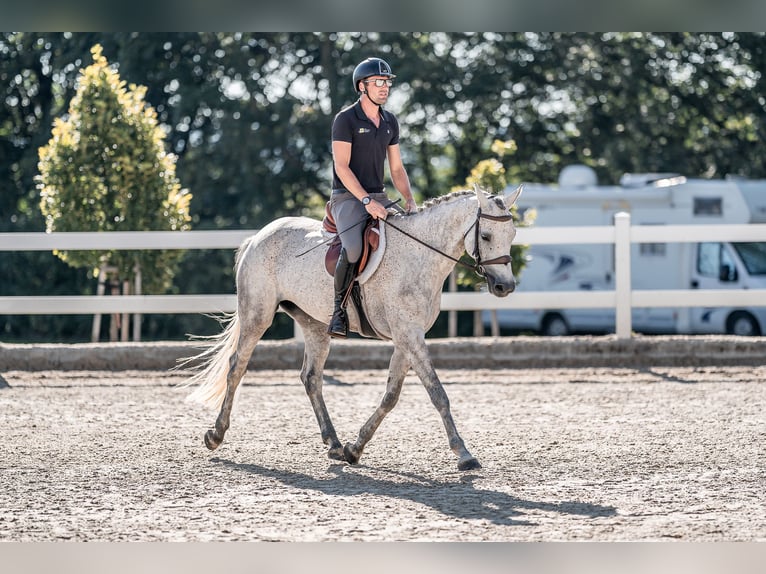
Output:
[3, 215, 766, 339]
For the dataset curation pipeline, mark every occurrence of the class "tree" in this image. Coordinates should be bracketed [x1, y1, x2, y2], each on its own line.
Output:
[36, 44, 192, 338]
[4, 32, 766, 341]
[448, 139, 535, 336]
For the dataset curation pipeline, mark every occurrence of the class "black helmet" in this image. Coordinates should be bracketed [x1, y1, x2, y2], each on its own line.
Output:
[352, 57, 396, 94]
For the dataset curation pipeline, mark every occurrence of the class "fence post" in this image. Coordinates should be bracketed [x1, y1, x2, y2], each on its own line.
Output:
[91, 265, 108, 342]
[614, 212, 632, 339]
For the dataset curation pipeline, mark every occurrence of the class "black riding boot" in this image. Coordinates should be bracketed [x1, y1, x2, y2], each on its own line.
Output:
[327, 248, 357, 338]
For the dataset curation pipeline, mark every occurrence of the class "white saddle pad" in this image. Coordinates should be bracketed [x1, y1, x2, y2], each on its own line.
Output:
[358, 220, 386, 284]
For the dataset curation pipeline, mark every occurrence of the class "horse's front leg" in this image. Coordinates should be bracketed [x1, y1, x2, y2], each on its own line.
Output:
[403, 331, 481, 471]
[343, 347, 410, 465]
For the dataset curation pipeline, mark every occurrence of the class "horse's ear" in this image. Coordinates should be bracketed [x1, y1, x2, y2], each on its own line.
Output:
[473, 183, 490, 210]
[504, 184, 523, 208]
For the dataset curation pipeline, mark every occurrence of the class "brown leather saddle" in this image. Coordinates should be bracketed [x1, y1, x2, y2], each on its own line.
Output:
[322, 202, 381, 277]
[322, 202, 383, 339]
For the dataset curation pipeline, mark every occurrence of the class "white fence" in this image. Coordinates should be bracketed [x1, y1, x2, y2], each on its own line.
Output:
[3, 213, 766, 340]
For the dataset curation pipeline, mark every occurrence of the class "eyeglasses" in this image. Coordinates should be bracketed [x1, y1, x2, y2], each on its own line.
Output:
[363, 78, 394, 88]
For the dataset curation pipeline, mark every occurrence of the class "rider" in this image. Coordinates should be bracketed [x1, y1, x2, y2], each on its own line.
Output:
[327, 57, 417, 338]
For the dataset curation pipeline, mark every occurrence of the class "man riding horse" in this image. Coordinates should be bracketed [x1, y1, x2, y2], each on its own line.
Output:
[184, 56, 523, 472]
[328, 57, 418, 338]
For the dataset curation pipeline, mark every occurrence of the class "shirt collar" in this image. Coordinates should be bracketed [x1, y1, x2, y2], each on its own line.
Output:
[354, 99, 388, 124]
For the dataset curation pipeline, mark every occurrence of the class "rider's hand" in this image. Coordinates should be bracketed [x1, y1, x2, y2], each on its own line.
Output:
[365, 199, 389, 220]
[404, 198, 417, 213]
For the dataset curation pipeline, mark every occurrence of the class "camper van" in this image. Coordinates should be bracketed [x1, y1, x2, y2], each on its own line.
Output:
[486, 165, 766, 336]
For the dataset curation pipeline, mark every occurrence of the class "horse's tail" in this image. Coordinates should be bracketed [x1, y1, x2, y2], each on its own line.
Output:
[181, 313, 241, 410]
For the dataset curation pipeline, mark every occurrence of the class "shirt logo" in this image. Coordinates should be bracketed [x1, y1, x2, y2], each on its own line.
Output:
[358, 127, 370, 134]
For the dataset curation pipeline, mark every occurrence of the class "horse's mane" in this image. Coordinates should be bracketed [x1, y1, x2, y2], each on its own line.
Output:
[413, 189, 505, 215]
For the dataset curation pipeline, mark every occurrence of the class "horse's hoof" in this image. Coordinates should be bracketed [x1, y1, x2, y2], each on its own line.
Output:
[343, 443, 360, 465]
[204, 429, 222, 451]
[327, 446, 345, 461]
[458, 457, 481, 471]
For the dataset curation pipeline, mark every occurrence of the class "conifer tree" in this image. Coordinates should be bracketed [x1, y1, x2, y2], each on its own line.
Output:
[37, 44, 192, 296]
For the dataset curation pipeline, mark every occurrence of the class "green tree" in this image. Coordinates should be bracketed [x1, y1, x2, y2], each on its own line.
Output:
[4, 32, 766, 341]
[36, 44, 192, 294]
[445, 139, 535, 336]
[451, 139, 533, 285]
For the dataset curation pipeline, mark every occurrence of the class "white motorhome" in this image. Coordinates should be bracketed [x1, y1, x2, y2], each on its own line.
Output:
[486, 165, 766, 336]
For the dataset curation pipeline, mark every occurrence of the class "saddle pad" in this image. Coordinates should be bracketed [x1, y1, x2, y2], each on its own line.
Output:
[357, 221, 385, 284]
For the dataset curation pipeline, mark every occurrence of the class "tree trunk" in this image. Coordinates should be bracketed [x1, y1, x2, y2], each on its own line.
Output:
[448, 271, 457, 338]
[109, 275, 120, 343]
[473, 285, 483, 337]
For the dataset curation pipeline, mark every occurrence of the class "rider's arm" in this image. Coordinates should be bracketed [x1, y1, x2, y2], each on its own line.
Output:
[387, 144, 416, 212]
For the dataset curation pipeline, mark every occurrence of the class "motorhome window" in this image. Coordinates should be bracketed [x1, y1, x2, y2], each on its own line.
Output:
[732, 242, 766, 275]
[693, 197, 723, 216]
[553, 255, 575, 275]
[639, 243, 666, 256]
[697, 242, 722, 276]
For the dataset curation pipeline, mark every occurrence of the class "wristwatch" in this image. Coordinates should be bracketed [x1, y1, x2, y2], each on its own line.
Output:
[361, 196, 371, 206]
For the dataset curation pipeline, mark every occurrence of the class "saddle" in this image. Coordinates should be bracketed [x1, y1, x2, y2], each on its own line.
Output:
[322, 202, 383, 340]
[322, 201, 381, 277]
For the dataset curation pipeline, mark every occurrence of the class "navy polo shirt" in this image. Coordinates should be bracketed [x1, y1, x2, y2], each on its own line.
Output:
[331, 100, 400, 194]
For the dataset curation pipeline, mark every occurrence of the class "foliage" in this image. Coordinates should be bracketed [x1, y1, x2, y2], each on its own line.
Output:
[36, 44, 192, 292]
[450, 139, 535, 289]
[2, 32, 766, 341]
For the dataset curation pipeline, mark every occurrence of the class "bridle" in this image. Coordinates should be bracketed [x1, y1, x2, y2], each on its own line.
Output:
[384, 206, 514, 278]
[464, 208, 514, 276]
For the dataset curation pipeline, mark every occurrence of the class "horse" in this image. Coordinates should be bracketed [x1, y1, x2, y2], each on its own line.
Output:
[184, 184, 522, 471]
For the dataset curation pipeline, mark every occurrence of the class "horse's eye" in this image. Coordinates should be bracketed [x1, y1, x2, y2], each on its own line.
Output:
[481, 233, 491, 241]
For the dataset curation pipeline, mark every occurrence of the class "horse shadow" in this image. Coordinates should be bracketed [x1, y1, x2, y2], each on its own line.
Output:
[211, 457, 617, 527]
[639, 367, 698, 384]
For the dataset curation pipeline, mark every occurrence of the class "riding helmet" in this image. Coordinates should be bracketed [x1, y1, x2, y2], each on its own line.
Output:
[352, 57, 396, 94]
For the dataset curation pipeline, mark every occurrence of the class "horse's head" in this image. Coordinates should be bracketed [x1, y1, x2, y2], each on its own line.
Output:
[466, 184, 523, 297]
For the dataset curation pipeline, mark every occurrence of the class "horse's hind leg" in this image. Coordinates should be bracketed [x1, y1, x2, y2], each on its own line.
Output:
[343, 347, 410, 465]
[205, 308, 270, 451]
[401, 332, 481, 471]
[282, 303, 344, 460]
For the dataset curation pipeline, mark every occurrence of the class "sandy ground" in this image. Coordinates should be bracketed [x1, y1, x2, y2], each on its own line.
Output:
[0, 366, 764, 541]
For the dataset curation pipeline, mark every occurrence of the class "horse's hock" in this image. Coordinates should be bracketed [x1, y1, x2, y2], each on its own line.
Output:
[1, 335, 766, 371]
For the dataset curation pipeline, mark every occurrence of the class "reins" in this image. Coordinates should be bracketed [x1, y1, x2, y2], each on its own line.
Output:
[300, 196, 515, 278]
[384, 207, 514, 277]
[295, 199, 402, 258]
[382, 217, 474, 271]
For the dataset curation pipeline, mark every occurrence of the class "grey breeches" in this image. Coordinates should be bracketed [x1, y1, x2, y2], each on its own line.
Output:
[329, 191, 387, 263]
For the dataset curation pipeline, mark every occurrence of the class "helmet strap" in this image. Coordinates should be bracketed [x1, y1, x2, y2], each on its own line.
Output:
[363, 90, 384, 107]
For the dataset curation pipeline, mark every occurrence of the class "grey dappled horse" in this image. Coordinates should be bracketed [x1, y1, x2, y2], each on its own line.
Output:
[185, 184, 522, 470]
